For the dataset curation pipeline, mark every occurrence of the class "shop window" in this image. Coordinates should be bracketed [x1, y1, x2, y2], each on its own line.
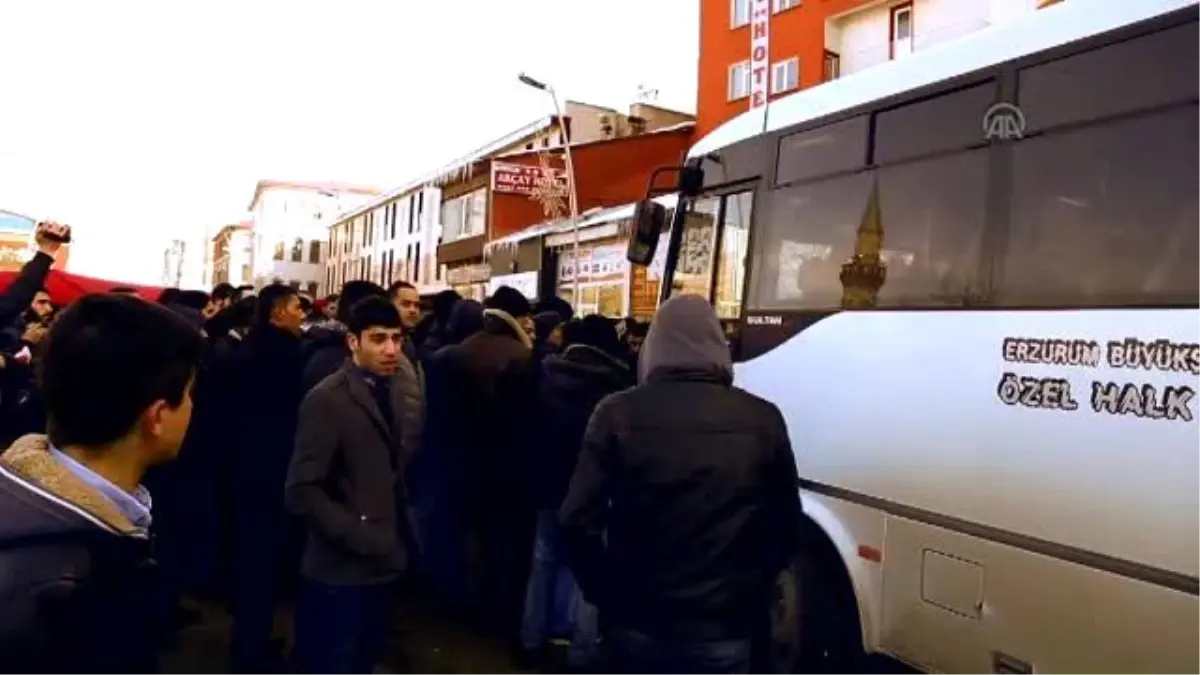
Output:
[1000, 106, 1197, 307]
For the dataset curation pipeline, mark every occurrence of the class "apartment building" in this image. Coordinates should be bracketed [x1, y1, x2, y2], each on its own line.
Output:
[322, 185, 442, 297]
[697, 0, 1058, 137]
[210, 221, 254, 288]
[246, 179, 380, 293]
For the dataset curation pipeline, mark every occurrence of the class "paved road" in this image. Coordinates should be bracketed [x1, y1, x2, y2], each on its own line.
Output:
[160, 597, 523, 674]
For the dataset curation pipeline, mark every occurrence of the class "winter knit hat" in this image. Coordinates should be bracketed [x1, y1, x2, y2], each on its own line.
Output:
[485, 285, 532, 319]
[533, 310, 564, 343]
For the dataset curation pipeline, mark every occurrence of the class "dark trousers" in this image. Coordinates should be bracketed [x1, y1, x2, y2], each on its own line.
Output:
[607, 628, 753, 674]
[229, 508, 284, 671]
[293, 580, 393, 674]
[471, 503, 535, 635]
[419, 487, 469, 612]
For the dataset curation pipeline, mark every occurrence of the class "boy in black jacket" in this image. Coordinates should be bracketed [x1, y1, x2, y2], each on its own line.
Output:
[0, 293, 203, 672]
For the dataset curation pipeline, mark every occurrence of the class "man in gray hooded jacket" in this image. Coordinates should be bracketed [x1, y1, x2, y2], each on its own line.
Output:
[559, 294, 803, 674]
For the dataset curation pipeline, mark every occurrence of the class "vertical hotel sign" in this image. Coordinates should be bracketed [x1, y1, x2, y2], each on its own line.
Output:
[749, 0, 771, 109]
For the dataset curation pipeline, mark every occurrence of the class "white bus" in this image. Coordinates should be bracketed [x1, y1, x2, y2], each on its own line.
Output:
[627, 0, 1198, 671]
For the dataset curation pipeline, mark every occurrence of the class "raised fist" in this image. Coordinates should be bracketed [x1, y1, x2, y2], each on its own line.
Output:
[34, 221, 71, 255]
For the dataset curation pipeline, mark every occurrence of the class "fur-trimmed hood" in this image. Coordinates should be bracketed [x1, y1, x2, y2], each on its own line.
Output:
[0, 434, 143, 537]
[482, 308, 533, 349]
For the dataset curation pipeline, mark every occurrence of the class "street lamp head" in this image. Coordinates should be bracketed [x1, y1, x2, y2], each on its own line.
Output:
[518, 73, 549, 92]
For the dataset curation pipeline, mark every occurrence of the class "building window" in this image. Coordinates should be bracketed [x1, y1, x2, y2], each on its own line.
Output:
[823, 50, 841, 82]
[728, 61, 751, 101]
[771, 58, 799, 94]
[390, 203, 398, 239]
[773, 0, 800, 12]
[288, 280, 301, 291]
[414, 242, 421, 283]
[291, 238, 304, 262]
[731, 0, 750, 27]
[240, 264, 251, 284]
[890, 2, 914, 59]
[440, 188, 487, 243]
[273, 242, 285, 261]
[309, 240, 321, 264]
[306, 281, 318, 297]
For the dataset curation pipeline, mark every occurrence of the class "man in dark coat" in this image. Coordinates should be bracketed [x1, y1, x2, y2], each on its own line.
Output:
[446, 286, 537, 634]
[227, 283, 308, 672]
[0, 294, 203, 672]
[519, 315, 633, 670]
[286, 297, 414, 673]
[559, 295, 803, 674]
[412, 298, 483, 612]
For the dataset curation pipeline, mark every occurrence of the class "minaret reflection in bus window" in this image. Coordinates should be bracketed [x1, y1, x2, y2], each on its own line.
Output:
[839, 179, 888, 309]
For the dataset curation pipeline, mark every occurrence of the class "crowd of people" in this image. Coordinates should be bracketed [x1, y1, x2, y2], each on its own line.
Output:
[0, 221, 804, 674]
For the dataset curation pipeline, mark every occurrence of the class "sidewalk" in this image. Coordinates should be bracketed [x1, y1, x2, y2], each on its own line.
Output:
[159, 596, 524, 674]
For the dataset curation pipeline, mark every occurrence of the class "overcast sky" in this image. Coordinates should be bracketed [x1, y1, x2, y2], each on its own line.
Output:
[0, 0, 698, 283]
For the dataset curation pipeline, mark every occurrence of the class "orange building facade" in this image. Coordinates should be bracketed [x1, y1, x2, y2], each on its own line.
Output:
[697, 0, 1064, 139]
[697, 0, 876, 138]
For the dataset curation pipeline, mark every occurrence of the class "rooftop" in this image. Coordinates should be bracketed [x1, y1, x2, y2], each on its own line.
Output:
[246, 179, 383, 212]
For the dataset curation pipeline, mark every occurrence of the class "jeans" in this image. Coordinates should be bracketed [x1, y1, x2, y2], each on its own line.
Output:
[607, 628, 753, 674]
[520, 510, 600, 668]
[292, 580, 392, 674]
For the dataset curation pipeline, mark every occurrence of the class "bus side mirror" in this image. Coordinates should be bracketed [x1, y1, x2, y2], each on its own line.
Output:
[626, 200, 667, 266]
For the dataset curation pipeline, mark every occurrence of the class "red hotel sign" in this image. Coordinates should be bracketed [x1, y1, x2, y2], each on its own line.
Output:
[492, 161, 568, 196]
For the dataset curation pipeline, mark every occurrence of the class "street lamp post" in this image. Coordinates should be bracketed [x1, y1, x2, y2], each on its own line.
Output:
[518, 72, 581, 310]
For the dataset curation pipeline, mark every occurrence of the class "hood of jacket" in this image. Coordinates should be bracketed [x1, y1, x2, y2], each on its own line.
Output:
[0, 434, 142, 539]
[544, 343, 632, 393]
[638, 294, 732, 386]
[445, 299, 484, 346]
[482, 308, 533, 349]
